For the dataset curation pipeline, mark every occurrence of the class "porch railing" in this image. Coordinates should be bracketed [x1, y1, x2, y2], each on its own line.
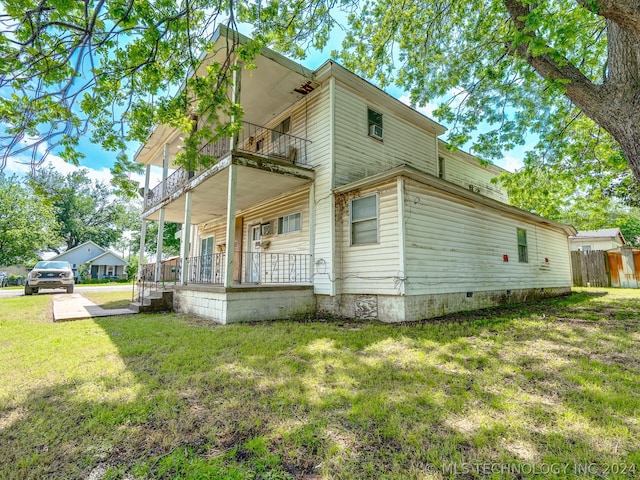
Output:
[139, 261, 181, 285]
[185, 253, 226, 285]
[142, 252, 312, 286]
[144, 121, 311, 210]
[242, 252, 312, 284]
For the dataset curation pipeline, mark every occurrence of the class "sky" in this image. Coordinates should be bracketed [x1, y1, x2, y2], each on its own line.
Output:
[3, 19, 528, 187]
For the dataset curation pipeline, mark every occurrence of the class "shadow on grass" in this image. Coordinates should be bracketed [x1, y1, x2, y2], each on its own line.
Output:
[1, 291, 639, 479]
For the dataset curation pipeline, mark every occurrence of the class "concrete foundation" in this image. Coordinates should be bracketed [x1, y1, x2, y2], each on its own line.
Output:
[171, 284, 316, 324]
[170, 285, 571, 324]
[317, 287, 572, 322]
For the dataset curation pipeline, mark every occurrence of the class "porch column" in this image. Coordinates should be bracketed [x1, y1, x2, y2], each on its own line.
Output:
[155, 143, 169, 282]
[179, 191, 193, 284]
[138, 163, 151, 278]
[224, 164, 238, 288]
[230, 59, 242, 151]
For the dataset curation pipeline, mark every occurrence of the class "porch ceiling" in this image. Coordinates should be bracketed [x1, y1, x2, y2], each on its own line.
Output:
[143, 164, 311, 225]
[136, 42, 313, 168]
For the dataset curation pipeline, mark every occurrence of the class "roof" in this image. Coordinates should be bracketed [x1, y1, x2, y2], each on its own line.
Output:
[50, 241, 106, 261]
[569, 228, 626, 243]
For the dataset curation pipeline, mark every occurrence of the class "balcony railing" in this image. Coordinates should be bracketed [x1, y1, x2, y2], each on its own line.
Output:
[144, 121, 311, 209]
[141, 252, 312, 286]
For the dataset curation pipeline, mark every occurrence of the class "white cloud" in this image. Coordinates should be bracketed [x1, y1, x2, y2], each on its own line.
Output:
[5, 151, 162, 190]
[398, 95, 439, 119]
[500, 155, 524, 173]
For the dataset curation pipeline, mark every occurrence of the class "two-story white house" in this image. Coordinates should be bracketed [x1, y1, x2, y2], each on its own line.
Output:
[135, 26, 576, 323]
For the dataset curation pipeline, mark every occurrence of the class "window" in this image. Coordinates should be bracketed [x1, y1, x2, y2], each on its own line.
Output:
[351, 194, 378, 245]
[271, 117, 291, 142]
[278, 212, 301, 234]
[367, 108, 383, 140]
[438, 157, 445, 179]
[582, 245, 592, 252]
[201, 237, 214, 257]
[517, 228, 528, 263]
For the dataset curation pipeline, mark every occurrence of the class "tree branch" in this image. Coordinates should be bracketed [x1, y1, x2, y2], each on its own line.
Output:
[504, 0, 606, 121]
[575, 0, 640, 35]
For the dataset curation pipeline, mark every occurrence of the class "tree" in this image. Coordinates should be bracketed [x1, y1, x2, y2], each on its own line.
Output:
[29, 166, 139, 252]
[0, 174, 58, 265]
[500, 153, 640, 246]
[1, 0, 640, 188]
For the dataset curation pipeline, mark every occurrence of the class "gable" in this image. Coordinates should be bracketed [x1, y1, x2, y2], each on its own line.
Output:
[88, 251, 128, 267]
[53, 241, 106, 265]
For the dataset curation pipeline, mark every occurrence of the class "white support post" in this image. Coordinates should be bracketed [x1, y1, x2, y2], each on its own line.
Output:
[155, 209, 165, 282]
[224, 164, 238, 288]
[230, 59, 242, 151]
[179, 191, 193, 284]
[155, 144, 169, 282]
[138, 164, 151, 279]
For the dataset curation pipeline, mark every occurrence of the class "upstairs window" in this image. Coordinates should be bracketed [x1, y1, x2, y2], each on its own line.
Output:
[367, 108, 383, 140]
[517, 228, 528, 263]
[278, 212, 301, 234]
[438, 157, 445, 179]
[271, 117, 291, 142]
[351, 194, 379, 245]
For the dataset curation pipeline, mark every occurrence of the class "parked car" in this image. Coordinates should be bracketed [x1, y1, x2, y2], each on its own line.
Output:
[25, 261, 75, 295]
[0, 272, 7, 288]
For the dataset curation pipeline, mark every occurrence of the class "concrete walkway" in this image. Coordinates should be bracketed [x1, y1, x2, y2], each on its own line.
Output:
[52, 293, 136, 322]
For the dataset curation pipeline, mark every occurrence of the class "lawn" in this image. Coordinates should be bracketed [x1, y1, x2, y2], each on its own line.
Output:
[1, 289, 638, 479]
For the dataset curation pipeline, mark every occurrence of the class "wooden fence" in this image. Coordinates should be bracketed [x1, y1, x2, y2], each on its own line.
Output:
[571, 248, 640, 288]
[571, 250, 610, 287]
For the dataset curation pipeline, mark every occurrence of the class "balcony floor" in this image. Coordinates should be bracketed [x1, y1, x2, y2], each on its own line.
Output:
[143, 153, 314, 224]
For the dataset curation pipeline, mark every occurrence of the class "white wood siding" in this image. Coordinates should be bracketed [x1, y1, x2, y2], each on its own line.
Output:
[293, 83, 334, 295]
[333, 82, 438, 187]
[403, 179, 571, 295]
[336, 181, 401, 295]
[439, 150, 509, 203]
[198, 188, 310, 254]
[239, 188, 310, 255]
[569, 239, 621, 251]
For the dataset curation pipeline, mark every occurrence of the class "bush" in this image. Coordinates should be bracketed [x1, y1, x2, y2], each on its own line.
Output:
[8, 275, 25, 286]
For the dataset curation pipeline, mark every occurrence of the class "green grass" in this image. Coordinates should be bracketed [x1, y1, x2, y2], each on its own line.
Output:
[1, 289, 639, 479]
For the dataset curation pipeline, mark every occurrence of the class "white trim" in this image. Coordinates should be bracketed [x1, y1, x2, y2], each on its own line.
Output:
[397, 177, 406, 296]
[329, 76, 337, 296]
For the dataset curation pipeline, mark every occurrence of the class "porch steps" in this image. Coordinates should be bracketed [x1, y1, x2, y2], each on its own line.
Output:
[128, 290, 174, 313]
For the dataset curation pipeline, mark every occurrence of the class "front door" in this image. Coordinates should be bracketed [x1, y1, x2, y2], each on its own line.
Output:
[200, 236, 214, 282]
[248, 225, 262, 283]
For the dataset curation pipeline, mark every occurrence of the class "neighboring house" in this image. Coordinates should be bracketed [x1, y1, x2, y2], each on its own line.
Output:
[569, 228, 626, 252]
[50, 241, 128, 280]
[135, 26, 576, 324]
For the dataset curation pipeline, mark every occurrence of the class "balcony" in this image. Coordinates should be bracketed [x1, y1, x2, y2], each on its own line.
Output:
[145, 122, 311, 210]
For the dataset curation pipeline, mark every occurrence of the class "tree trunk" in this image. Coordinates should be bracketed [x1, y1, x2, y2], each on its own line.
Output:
[594, 20, 640, 181]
